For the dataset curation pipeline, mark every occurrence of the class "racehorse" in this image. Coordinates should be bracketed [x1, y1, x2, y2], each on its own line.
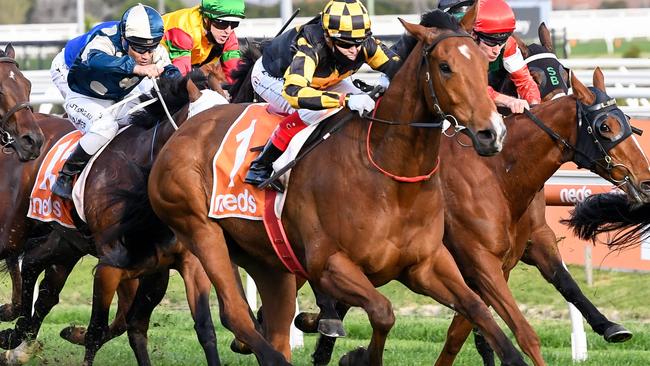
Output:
[300, 24, 648, 365]
[0, 70, 227, 366]
[0, 43, 46, 321]
[123, 12, 534, 365]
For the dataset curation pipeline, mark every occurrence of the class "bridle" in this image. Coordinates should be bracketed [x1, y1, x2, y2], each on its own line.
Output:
[0, 57, 33, 148]
[524, 87, 637, 187]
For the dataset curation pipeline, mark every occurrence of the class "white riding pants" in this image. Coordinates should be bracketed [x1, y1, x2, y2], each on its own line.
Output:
[250, 57, 362, 125]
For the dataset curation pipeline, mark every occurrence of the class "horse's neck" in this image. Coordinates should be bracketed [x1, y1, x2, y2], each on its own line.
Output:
[361, 42, 441, 179]
[147, 106, 189, 158]
[499, 97, 577, 216]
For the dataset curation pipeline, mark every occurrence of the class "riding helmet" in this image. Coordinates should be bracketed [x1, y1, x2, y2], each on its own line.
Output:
[322, 0, 371, 44]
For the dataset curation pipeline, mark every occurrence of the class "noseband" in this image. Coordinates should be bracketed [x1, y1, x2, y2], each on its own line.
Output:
[0, 57, 33, 148]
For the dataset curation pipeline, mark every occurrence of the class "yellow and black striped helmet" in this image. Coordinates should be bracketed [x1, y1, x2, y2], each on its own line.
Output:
[322, 0, 371, 44]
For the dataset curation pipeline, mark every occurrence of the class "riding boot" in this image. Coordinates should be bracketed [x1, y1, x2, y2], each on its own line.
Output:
[244, 139, 285, 192]
[51, 144, 93, 200]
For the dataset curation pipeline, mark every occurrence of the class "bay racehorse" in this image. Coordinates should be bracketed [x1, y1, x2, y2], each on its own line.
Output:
[0, 70, 228, 366]
[128, 12, 535, 366]
[0, 43, 46, 322]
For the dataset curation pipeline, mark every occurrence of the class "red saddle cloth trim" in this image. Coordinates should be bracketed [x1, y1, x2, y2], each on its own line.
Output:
[263, 190, 309, 279]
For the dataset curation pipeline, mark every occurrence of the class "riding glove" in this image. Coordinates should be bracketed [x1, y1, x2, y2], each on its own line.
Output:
[347, 94, 376, 116]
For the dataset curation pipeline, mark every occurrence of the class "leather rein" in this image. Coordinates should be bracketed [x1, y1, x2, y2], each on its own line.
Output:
[0, 57, 33, 147]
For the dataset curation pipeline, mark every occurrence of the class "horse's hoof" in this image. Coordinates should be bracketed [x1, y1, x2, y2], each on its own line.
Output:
[294, 312, 319, 333]
[339, 347, 368, 366]
[230, 338, 252, 355]
[0, 304, 17, 322]
[1, 340, 42, 365]
[0, 329, 22, 350]
[60, 325, 87, 345]
[318, 319, 346, 338]
[604, 324, 633, 343]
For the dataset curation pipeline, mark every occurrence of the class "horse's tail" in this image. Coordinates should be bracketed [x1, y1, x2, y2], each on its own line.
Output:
[229, 39, 264, 103]
[100, 162, 174, 268]
[561, 192, 650, 250]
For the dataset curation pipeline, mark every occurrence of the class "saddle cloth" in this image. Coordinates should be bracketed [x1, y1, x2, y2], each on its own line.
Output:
[27, 126, 130, 228]
[208, 103, 337, 220]
[27, 130, 82, 228]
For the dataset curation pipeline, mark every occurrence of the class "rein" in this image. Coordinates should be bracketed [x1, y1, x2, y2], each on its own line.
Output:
[0, 57, 33, 148]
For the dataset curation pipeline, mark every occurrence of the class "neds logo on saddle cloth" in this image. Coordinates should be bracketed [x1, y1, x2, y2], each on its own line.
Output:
[209, 104, 282, 220]
[27, 130, 83, 228]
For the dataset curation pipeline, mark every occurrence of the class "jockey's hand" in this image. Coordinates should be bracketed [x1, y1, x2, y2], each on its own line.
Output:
[347, 94, 376, 116]
[134, 64, 163, 78]
[502, 96, 530, 114]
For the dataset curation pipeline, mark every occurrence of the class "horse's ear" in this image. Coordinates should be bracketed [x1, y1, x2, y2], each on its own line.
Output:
[538, 22, 554, 53]
[593, 67, 606, 93]
[513, 35, 529, 59]
[4, 43, 15, 59]
[187, 78, 202, 103]
[459, 3, 477, 33]
[399, 18, 431, 43]
[571, 71, 595, 105]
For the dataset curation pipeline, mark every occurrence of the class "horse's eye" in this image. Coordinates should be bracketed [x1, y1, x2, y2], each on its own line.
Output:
[439, 63, 452, 75]
[599, 123, 611, 133]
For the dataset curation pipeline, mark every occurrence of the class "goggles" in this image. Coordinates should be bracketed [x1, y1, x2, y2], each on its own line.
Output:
[475, 31, 511, 47]
[210, 19, 240, 30]
[130, 43, 157, 54]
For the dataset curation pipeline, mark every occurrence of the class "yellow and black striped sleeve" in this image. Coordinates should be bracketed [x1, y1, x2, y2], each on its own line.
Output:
[282, 37, 346, 110]
[364, 37, 403, 79]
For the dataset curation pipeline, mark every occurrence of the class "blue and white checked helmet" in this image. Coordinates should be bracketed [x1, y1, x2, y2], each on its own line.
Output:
[120, 4, 164, 47]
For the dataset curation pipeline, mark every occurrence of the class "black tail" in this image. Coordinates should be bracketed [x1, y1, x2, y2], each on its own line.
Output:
[130, 69, 209, 130]
[229, 39, 264, 103]
[100, 163, 173, 268]
[562, 193, 650, 250]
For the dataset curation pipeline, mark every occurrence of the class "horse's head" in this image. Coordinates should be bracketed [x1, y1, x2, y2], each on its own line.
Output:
[399, 9, 506, 156]
[199, 63, 230, 100]
[516, 23, 570, 102]
[571, 68, 650, 203]
[0, 44, 43, 160]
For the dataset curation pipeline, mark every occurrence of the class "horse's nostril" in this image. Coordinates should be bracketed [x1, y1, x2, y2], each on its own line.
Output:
[476, 129, 496, 143]
[21, 134, 35, 148]
[640, 181, 650, 193]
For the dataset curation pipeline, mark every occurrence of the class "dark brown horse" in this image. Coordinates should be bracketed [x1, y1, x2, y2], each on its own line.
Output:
[0, 71, 226, 366]
[133, 13, 533, 365]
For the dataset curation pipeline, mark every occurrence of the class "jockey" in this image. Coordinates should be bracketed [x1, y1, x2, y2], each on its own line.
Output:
[438, 0, 475, 19]
[51, 4, 181, 199]
[50, 21, 119, 99]
[244, 0, 403, 192]
[470, 0, 541, 113]
[162, 0, 244, 83]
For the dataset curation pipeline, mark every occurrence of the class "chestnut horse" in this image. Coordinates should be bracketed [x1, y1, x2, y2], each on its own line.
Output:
[0, 71, 227, 366]
[133, 13, 533, 365]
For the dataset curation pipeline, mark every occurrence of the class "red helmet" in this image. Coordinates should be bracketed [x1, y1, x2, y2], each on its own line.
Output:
[474, 0, 515, 44]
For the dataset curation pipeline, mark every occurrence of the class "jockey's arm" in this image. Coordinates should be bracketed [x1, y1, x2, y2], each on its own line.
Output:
[364, 37, 403, 79]
[282, 39, 346, 110]
[162, 27, 194, 76]
[489, 86, 529, 114]
[219, 32, 242, 85]
[502, 38, 541, 105]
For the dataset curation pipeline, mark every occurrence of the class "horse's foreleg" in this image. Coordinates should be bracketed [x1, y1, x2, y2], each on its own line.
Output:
[246, 262, 296, 360]
[177, 251, 220, 366]
[0, 256, 22, 322]
[464, 251, 544, 366]
[181, 223, 290, 366]
[402, 251, 527, 366]
[310, 296, 350, 366]
[433, 313, 473, 366]
[83, 264, 124, 366]
[522, 220, 631, 343]
[317, 251, 394, 366]
[125, 270, 169, 366]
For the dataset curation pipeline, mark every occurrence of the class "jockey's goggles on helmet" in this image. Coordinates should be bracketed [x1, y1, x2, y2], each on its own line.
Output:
[330, 34, 369, 48]
[210, 19, 240, 30]
[475, 30, 511, 47]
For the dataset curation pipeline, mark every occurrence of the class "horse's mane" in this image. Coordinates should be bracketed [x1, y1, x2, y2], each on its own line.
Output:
[129, 68, 209, 130]
[229, 39, 263, 102]
[419, 9, 462, 31]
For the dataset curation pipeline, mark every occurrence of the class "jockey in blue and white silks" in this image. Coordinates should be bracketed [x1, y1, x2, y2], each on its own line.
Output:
[50, 21, 120, 98]
[51, 4, 181, 200]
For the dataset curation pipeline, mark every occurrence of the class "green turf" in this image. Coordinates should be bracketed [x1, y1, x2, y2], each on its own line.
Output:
[1, 257, 649, 364]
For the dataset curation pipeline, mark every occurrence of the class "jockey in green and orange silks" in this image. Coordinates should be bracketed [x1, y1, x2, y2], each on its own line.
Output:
[162, 0, 244, 84]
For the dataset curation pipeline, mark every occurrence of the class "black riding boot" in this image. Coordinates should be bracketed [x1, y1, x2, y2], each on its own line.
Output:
[51, 144, 93, 200]
[244, 140, 285, 192]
